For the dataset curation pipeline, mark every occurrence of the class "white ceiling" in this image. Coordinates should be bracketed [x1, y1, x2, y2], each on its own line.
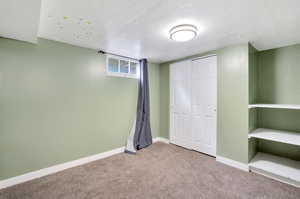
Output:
[2, 0, 300, 63]
[0, 0, 41, 43]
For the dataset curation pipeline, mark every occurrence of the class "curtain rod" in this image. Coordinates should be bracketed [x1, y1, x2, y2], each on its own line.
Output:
[98, 50, 140, 61]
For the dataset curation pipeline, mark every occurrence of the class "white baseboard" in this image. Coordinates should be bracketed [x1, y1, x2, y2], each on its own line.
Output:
[0, 146, 125, 190]
[216, 156, 249, 172]
[0, 137, 169, 190]
[153, 137, 170, 144]
[250, 167, 300, 188]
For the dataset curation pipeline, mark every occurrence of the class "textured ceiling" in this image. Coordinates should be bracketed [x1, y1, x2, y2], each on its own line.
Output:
[0, 0, 41, 43]
[2, 0, 300, 63]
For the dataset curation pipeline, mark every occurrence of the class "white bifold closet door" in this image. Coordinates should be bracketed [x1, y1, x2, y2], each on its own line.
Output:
[170, 56, 217, 156]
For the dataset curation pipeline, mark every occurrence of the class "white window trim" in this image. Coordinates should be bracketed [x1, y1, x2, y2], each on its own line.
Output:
[106, 54, 140, 79]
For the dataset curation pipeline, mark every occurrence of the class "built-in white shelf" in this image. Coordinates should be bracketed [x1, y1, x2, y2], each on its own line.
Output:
[248, 128, 300, 146]
[248, 104, 300, 110]
[249, 152, 300, 187]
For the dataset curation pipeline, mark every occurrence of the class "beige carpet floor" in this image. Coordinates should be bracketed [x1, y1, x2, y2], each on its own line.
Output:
[0, 142, 299, 199]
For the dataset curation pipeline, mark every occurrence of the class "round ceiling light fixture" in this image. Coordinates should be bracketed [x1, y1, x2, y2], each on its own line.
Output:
[169, 24, 198, 42]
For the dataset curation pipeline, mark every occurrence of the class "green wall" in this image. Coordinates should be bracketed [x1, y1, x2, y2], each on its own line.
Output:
[248, 44, 258, 161]
[159, 44, 250, 164]
[0, 38, 160, 180]
[257, 44, 300, 104]
[255, 44, 300, 161]
[159, 63, 169, 139]
[217, 45, 249, 164]
[3, 35, 299, 180]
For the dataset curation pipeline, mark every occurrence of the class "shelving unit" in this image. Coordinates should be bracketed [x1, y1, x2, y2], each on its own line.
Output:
[249, 128, 300, 187]
[249, 152, 300, 187]
[248, 104, 300, 110]
[248, 128, 300, 146]
[247, 47, 300, 187]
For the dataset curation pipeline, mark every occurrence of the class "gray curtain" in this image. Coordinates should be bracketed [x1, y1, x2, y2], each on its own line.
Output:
[133, 59, 152, 150]
[125, 59, 152, 153]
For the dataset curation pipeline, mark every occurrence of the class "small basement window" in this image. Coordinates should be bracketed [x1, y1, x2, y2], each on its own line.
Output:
[106, 55, 140, 78]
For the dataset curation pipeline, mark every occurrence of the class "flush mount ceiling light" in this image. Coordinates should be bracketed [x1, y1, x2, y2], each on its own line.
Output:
[169, 24, 198, 42]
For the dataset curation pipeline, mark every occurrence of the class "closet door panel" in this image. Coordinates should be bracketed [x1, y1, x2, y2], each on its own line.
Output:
[170, 61, 192, 149]
[191, 56, 217, 156]
[170, 56, 217, 155]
